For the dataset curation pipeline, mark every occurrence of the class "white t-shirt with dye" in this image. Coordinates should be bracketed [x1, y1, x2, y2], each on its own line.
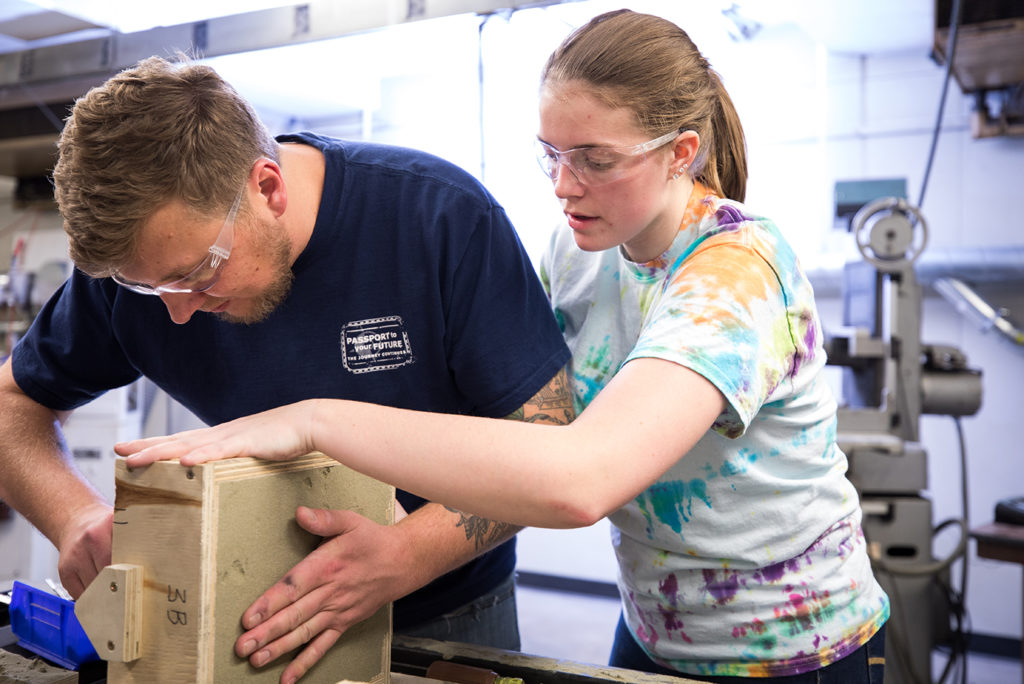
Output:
[540, 184, 889, 678]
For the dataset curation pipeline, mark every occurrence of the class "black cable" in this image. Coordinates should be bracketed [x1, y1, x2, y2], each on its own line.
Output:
[914, 416, 972, 684]
[870, 515, 967, 684]
[935, 549, 966, 683]
[917, 0, 964, 209]
[954, 416, 970, 684]
[938, 563, 974, 684]
[934, 574, 958, 683]
[874, 517, 966, 578]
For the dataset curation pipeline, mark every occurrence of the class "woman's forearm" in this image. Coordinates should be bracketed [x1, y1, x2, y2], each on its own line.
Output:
[306, 398, 609, 528]
[118, 358, 722, 529]
[304, 356, 723, 528]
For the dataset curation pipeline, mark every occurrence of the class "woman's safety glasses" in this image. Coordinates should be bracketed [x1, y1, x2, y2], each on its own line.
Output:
[534, 129, 681, 187]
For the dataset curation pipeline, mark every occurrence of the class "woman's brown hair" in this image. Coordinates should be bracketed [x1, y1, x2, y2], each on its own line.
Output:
[541, 9, 747, 202]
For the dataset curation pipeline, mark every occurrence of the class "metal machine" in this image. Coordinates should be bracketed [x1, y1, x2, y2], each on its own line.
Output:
[0, 239, 37, 360]
[825, 197, 983, 684]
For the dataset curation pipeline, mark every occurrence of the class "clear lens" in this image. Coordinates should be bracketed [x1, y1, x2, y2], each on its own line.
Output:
[111, 256, 222, 295]
[155, 258, 222, 293]
[534, 129, 681, 188]
[111, 186, 242, 296]
[535, 140, 562, 179]
[110, 273, 158, 295]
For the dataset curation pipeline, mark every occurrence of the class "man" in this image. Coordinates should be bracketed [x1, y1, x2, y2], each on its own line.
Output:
[0, 56, 572, 683]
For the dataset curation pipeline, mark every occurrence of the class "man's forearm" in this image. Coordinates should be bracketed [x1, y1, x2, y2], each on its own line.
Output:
[444, 505, 521, 553]
[0, 361, 105, 546]
[390, 503, 520, 597]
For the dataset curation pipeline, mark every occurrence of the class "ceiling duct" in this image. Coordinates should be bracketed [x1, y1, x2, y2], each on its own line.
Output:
[0, 0, 573, 179]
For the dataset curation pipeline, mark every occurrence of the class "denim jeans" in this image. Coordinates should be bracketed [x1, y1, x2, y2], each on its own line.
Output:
[610, 612, 886, 683]
[396, 573, 521, 651]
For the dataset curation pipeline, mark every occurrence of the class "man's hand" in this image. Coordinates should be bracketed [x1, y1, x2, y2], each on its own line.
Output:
[236, 506, 413, 684]
[0, 360, 114, 599]
[56, 502, 113, 598]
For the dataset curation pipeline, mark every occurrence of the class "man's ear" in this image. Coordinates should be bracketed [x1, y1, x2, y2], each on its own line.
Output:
[252, 157, 287, 218]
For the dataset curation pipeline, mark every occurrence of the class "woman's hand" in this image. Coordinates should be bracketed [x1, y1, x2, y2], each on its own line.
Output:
[115, 400, 319, 467]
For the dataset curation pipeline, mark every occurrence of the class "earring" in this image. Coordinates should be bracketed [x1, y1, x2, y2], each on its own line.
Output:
[672, 163, 689, 180]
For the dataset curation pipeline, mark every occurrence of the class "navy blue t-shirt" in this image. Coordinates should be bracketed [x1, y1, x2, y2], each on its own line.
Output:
[13, 132, 570, 629]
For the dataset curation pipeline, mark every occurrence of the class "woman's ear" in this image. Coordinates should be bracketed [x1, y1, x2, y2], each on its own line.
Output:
[673, 130, 700, 172]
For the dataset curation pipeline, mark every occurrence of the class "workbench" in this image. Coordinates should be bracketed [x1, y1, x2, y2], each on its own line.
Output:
[0, 633, 705, 684]
[390, 636, 704, 684]
[970, 522, 1024, 684]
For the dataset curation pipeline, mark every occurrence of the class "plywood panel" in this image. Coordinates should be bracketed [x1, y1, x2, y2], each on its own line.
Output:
[101, 454, 393, 684]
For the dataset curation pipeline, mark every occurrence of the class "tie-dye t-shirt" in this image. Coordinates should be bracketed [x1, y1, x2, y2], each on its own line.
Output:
[540, 184, 889, 677]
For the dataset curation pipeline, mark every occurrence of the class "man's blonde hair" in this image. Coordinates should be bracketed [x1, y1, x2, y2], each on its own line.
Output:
[52, 56, 278, 277]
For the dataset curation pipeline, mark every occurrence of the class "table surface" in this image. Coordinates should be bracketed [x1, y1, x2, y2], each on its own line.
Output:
[972, 522, 1024, 553]
[969, 523, 1024, 684]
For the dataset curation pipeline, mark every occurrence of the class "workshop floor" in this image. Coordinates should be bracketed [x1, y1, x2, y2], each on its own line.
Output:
[515, 584, 1023, 683]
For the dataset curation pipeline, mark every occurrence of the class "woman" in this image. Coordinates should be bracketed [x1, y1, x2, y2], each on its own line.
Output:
[120, 10, 889, 682]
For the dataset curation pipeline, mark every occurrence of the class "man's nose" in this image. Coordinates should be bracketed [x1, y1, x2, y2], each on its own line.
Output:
[159, 292, 206, 324]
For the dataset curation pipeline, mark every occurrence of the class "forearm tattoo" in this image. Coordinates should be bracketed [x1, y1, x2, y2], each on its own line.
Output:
[447, 368, 576, 550]
[445, 506, 519, 551]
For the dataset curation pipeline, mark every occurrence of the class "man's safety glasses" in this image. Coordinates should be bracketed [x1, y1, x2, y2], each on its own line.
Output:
[112, 188, 244, 296]
[534, 129, 681, 187]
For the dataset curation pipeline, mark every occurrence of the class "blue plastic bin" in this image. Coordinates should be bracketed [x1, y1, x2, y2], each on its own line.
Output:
[9, 581, 100, 670]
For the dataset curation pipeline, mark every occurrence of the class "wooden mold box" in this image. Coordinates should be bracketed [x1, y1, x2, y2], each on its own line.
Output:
[78, 454, 394, 684]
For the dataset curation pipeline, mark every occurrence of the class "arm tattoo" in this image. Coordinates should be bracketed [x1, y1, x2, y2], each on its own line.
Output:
[445, 506, 519, 551]
[506, 367, 575, 425]
[446, 368, 576, 549]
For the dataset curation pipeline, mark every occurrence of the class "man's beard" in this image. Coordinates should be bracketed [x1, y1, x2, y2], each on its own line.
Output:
[217, 218, 295, 325]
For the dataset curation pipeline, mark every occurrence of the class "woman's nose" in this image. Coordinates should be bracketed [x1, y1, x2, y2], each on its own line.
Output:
[552, 162, 584, 197]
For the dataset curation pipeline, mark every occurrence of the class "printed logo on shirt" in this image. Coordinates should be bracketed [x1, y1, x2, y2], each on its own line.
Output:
[341, 316, 415, 374]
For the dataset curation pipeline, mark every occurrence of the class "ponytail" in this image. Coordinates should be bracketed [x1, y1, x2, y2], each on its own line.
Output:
[704, 73, 747, 203]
